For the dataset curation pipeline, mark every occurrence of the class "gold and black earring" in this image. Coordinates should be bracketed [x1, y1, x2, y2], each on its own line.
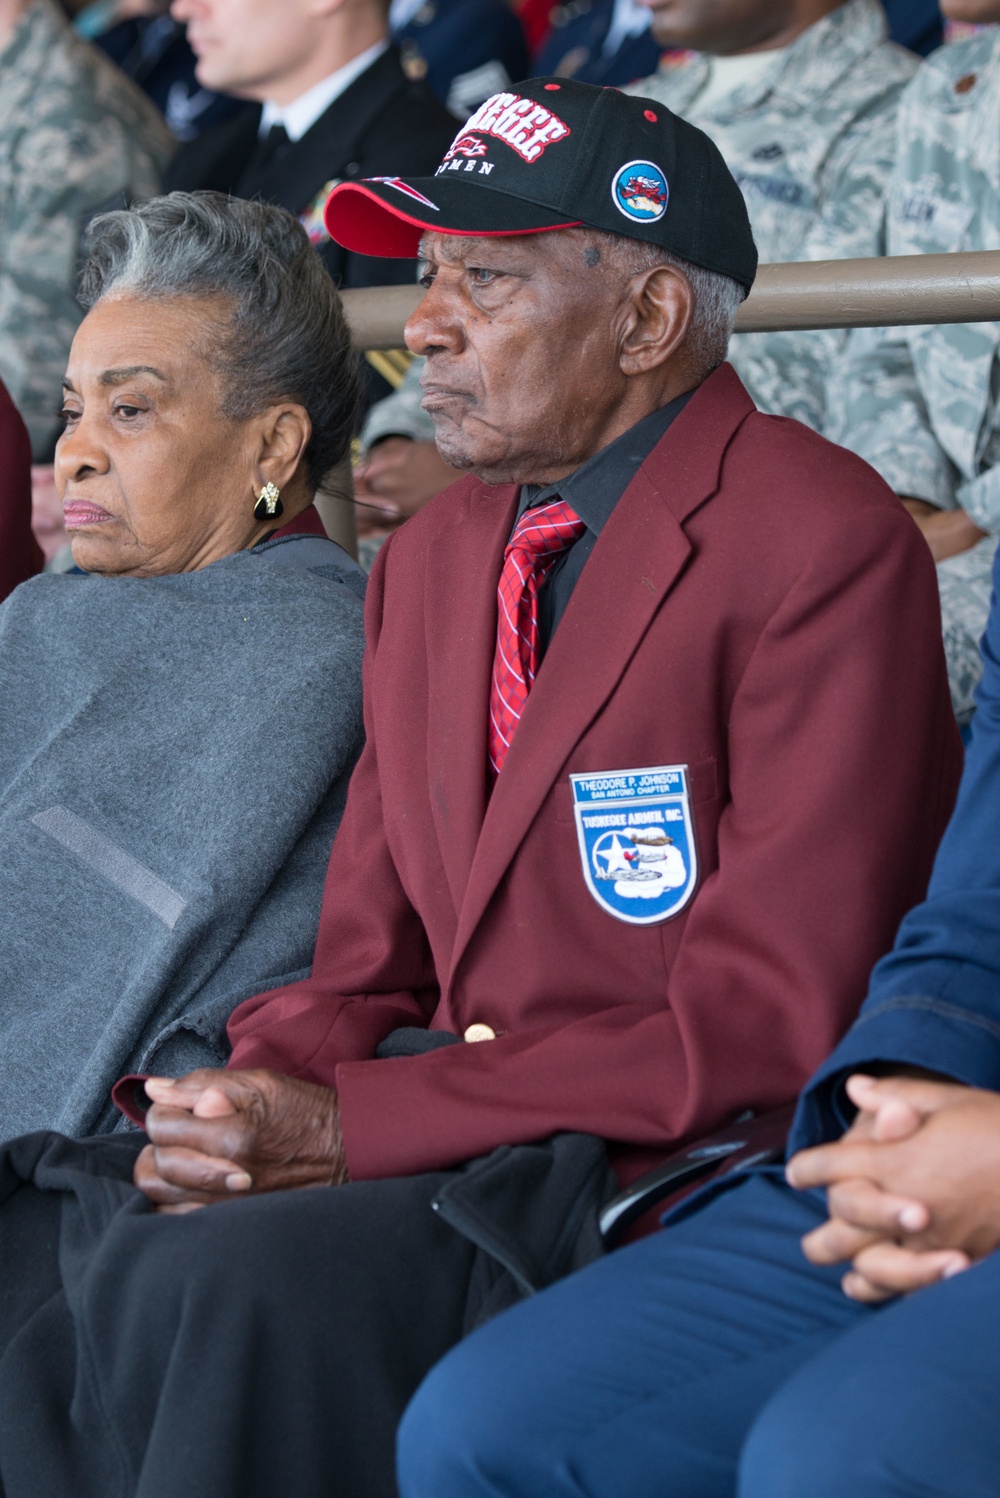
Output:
[253, 481, 284, 522]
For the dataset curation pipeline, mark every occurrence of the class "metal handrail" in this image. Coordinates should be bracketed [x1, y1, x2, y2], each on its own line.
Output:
[341, 250, 1000, 349]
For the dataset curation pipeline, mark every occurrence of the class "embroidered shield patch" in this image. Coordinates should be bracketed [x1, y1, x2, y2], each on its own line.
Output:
[571, 764, 697, 926]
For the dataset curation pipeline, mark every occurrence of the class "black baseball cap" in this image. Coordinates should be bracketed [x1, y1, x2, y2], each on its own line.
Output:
[324, 77, 757, 292]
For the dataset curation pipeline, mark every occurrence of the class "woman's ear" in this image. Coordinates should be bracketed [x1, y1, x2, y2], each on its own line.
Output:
[618, 264, 695, 377]
[253, 403, 313, 495]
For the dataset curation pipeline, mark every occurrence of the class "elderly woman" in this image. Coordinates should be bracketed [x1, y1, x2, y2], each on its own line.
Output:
[0, 191, 366, 1139]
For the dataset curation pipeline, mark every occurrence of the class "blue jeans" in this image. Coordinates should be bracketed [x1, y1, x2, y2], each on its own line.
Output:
[398, 1169, 1000, 1497]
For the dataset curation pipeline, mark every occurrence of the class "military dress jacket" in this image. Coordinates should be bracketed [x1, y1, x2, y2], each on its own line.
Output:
[227, 365, 962, 1184]
[164, 46, 456, 291]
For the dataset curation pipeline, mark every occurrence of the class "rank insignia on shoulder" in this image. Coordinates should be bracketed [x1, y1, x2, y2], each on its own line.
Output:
[570, 765, 697, 926]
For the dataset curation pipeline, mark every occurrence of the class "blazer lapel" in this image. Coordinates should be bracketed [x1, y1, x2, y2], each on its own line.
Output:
[448, 364, 756, 976]
[425, 479, 520, 914]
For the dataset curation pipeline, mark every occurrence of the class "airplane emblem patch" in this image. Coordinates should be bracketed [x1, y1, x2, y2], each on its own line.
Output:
[571, 764, 697, 925]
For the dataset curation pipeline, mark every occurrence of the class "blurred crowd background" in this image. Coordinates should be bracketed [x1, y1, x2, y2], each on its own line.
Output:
[4, 0, 995, 726]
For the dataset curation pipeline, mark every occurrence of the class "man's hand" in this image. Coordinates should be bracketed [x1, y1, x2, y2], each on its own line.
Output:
[133, 1069, 348, 1212]
[900, 497, 988, 563]
[788, 1075, 1000, 1300]
[353, 438, 459, 536]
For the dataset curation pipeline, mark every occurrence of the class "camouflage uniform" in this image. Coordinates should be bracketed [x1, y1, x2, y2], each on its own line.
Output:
[633, 0, 916, 430]
[362, 0, 916, 450]
[0, 0, 171, 459]
[827, 28, 1000, 724]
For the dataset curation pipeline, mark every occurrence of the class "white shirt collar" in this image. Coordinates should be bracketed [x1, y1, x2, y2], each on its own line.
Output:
[259, 39, 389, 142]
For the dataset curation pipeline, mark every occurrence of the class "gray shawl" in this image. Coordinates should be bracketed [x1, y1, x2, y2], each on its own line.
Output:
[0, 535, 365, 1138]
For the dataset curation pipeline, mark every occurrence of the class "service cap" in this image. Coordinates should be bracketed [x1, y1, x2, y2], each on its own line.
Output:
[324, 77, 757, 292]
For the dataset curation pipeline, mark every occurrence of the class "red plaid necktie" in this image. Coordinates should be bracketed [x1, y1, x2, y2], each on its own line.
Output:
[489, 497, 586, 776]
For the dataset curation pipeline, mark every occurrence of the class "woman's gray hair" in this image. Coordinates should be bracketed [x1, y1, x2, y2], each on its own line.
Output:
[589, 230, 746, 378]
[79, 191, 362, 490]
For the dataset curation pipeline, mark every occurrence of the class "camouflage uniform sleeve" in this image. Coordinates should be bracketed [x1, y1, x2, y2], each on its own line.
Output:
[0, 12, 168, 461]
[360, 356, 436, 450]
[956, 456, 1000, 535]
[0, 127, 97, 458]
[826, 324, 959, 506]
[733, 98, 902, 434]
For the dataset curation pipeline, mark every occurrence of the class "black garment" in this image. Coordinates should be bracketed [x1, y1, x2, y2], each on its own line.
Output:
[238, 123, 292, 199]
[883, 0, 943, 57]
[164, 46, 457, 292]
[0, 1125, 611, 1498]
[517, 389, 695, 653]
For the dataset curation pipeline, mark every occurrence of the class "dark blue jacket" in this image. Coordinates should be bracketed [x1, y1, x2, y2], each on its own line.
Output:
[393, 0, 529, 117]
[792, 544, 999, 1152]
[95, 17, 250, 140]
[883, 0, 943, 57]
[534, 0, 661, 88]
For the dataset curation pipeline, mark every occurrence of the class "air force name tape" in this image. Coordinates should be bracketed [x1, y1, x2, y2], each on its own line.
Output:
[323, 76, 757, 292]
[571, 765, 697, 926]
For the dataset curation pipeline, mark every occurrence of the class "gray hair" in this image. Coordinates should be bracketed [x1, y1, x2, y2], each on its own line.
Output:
[587, 230, 746, 378]
[79, 191, 362, 490]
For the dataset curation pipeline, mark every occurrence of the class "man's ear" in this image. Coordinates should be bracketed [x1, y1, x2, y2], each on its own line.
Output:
[617, 264, 695, 377]
[253, 404, 313, 496]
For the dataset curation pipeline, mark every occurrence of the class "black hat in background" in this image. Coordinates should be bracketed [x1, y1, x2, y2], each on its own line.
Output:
[324, 77, 757, 293]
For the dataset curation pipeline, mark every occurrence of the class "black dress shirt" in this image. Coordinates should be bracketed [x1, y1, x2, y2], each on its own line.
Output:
[515, 390, 695, 656]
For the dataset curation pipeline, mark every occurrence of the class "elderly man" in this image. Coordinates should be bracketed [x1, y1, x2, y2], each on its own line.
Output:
[0, 83, 958, 1498]
[164, 0, 455, 291]
[355, 0, 915, 535]
[396, 541, 1000, 1498]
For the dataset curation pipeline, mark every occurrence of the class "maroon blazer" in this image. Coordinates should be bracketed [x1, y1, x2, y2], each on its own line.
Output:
[227, 365, 962, 1182]
[0, 380, 42, 603]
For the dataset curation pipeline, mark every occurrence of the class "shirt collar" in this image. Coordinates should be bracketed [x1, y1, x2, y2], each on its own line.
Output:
[517, 388, 696, 536]
[259, 39, 388, 142]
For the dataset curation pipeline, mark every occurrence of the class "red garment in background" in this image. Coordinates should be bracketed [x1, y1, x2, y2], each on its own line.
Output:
[0, 381, 43, 603]
[517, 0, 554, 56]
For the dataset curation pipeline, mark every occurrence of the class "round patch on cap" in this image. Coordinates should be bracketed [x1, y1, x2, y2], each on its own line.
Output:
[612, 160, 669, 224]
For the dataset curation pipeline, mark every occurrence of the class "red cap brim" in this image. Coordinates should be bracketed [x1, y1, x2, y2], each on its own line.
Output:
[324, 178, 581, 258]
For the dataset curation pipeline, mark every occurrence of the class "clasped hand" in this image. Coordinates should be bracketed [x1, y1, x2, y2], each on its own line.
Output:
[787, 1074, 1000, 1302]
[133, 1069, 348, 1213]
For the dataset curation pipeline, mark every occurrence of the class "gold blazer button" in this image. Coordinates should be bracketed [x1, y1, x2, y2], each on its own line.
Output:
[463, 1023, 496, 1043]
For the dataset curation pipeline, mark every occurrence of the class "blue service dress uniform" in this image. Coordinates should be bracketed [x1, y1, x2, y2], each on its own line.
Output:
[533, 0, 661, 88]
[393, 0, 530, 117]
